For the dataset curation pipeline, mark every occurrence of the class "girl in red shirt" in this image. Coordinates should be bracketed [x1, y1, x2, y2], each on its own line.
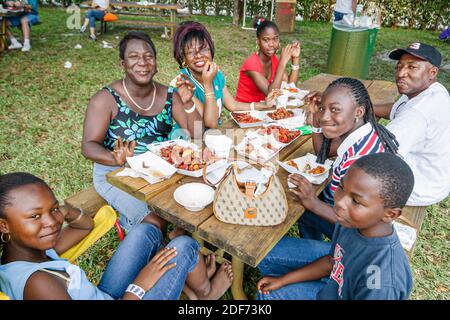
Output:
[235, 18, 301, 103]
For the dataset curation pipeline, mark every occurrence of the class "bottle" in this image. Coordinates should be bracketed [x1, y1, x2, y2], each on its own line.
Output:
[354, 4, 363, 27]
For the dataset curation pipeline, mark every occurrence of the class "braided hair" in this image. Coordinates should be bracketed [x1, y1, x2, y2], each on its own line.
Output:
[316, 77, 399, 163]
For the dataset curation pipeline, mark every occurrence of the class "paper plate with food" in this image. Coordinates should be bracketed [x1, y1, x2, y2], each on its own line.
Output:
[256, 124, 301, 145]
[147, 139, 220, 177]
[263, 107, 306, 129]
[278, 153, 333, 184]
[235, 131, 284, 163]
[231, 111, 266, 128]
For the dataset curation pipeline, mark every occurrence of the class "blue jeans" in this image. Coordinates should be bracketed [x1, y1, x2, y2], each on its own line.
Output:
[7, 14, 40, 28]
[86, 10, 105, 28]
[98, 223, 200, 300]
[93, 162, 150, 232]
[297, 184, 336, 241]
[257, 236, 331, 300]
[334, 11, 345, 21]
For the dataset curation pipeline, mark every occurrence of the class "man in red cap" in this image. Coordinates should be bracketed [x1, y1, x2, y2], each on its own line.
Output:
[375, 43, 450, 209]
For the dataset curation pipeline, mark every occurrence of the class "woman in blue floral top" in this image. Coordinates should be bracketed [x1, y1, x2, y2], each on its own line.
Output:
[81, 31, 202, 233]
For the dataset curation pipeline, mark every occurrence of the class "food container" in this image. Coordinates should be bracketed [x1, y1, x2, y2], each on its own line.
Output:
[126, 151, 177, 183]
[147, 139, 220, 177]
[278, 153, 333, 185]
[235, 130, 285, 163]
[230, 111, 266, 128]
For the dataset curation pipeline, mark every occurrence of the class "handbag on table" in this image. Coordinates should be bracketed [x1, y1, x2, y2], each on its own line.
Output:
[203, 162, 288, 226]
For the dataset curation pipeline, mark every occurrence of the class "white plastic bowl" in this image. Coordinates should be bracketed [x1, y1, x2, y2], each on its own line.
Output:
[173, 183, 215, 212]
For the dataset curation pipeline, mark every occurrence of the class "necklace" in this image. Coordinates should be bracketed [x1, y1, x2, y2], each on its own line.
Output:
[185, 69, 204, 93]
[122, 78, 157, 111]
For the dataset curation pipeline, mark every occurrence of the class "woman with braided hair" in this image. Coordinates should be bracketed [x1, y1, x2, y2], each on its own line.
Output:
[288, 77, 399, 241]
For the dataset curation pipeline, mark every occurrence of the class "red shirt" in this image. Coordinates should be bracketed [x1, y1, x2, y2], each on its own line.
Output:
[235, 52, 279, 103]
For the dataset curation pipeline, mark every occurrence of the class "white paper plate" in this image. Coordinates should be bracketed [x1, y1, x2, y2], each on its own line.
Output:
[278, 153, 333, 185]
[173, 183, 215, 212]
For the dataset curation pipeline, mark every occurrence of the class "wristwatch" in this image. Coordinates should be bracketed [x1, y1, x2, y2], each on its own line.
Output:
[311, 127, 323, 133]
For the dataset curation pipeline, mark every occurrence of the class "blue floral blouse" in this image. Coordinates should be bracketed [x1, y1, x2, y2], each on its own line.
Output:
[102, 86, 173, 155]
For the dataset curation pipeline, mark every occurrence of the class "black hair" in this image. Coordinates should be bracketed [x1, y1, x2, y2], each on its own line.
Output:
[352, 153, 414, 208]
[316, 77, 399, 163]
[252, 16, 279, 38]
[119, 31, 157, 60]
[0, 172, 49, 219]
[173, 21, 215, 68]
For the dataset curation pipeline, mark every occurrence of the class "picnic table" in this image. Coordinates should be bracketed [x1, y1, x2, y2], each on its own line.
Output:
[81, 1, 181, 38]
[105, 73, 399, 300]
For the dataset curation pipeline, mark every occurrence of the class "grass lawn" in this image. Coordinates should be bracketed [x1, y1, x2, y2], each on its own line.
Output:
[0, 6, 448, 300]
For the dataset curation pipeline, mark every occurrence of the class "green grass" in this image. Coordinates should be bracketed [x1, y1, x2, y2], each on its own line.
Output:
[0, 7, 449, 300]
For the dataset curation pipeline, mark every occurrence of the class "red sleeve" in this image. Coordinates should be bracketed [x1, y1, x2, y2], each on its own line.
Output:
[241, 53, 262, 73]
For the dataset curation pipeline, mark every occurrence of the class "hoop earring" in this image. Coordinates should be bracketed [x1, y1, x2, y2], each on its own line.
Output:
[1, 233, 11, 243]
[181, 60, 188, 69]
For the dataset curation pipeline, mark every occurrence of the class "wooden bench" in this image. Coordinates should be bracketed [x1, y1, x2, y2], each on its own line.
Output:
[397, 205, 428, 258]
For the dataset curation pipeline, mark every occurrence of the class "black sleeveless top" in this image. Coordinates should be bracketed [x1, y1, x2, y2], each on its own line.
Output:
[102, 86, 174, 154]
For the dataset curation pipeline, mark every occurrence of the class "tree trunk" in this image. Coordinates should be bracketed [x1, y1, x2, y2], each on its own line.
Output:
[232, 0, 243, 26]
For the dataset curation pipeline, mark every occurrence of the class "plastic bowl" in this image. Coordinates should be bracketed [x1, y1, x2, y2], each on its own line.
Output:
[173, 183, 215, 212]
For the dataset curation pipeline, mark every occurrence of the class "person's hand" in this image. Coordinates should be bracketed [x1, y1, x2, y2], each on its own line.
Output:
[112, 137, 135, 166]
[288, 173, 318, 210]
[304, 91, 321, 126]
[291, 40, 301, 59]
[133, 247, 178, 292]
[201, 61, 218, 86]
[279, 44, 295, 66]
[264, 93, 277, 109]
[257, 276, 285, 295]
[176, 74, 195, 104]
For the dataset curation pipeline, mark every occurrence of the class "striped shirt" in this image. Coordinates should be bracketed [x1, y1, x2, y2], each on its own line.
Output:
[330, 123, 385, 194]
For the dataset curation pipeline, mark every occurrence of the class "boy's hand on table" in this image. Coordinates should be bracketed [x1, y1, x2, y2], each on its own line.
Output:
[257, 276, 285, 295]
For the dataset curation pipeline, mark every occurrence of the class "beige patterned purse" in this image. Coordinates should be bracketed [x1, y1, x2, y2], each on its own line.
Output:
[205, 163, 288, 226]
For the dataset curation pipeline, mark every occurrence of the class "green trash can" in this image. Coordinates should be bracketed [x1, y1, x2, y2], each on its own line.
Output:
[326, 24, 378, 79]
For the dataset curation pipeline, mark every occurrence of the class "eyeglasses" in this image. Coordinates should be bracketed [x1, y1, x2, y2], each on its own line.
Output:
[184, 46, 211, 59]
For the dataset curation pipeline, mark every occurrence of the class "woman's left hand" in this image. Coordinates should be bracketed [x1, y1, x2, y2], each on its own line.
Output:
[288, 173, 318, 210]
[176, 74, 195, 104]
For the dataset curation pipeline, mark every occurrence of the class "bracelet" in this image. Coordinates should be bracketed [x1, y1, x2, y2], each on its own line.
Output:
[250, 102, 255, 111]
[291, 64, 300, 71]
[204, 92, 215, 97]
[311, 126, 323, 133]
[125, 284, 146, 300]
[184, 103, 196, 114]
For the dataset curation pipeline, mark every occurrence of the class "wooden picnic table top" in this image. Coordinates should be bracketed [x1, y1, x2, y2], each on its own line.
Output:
[106, 72, 399, 267]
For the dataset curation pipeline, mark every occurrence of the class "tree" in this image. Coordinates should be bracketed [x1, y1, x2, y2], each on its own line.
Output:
[232, 0, 244, 26]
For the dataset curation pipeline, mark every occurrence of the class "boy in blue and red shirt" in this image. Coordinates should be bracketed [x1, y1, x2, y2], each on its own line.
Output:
[257, 153, 413, 300]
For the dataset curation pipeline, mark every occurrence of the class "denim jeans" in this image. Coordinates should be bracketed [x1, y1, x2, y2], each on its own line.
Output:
[257, 236, 331, 300]
[297, 183, 336, 241]
[333, 11, 345, 21]
[93, 162, 150, 232]
[98, 223, 200, 300]
[86, 10, 105, 28]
